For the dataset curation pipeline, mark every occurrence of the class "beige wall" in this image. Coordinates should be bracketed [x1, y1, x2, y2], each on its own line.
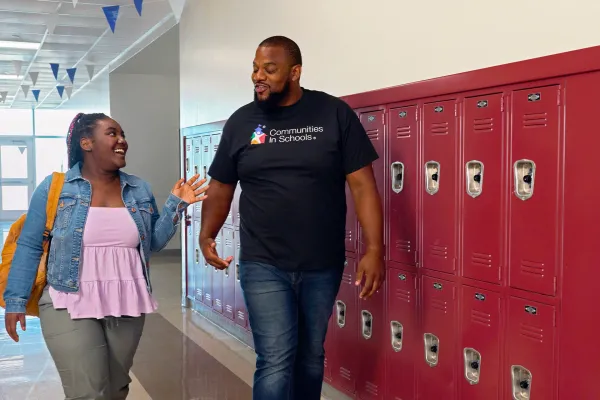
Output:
[179, 0, 600, 127]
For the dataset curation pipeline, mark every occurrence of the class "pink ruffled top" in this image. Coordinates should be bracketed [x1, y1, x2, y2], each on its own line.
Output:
[49, 207, 158, 319]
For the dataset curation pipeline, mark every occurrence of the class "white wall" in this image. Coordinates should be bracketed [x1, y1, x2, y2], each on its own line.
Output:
[180, 0, 600, 127]
[110, 26, 181, 250]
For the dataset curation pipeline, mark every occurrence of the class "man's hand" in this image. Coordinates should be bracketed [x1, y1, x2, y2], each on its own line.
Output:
[200, 237, 233, 270]
[355, 249, 385, 299]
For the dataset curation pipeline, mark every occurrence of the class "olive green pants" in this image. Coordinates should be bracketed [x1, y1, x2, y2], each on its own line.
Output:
[38, 289, 145, 400]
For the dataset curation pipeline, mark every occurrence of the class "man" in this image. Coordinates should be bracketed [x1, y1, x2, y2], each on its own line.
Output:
[200, 36, 384, 400]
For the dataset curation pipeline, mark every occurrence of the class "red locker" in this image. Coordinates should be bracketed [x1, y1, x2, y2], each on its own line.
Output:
[358, 109, 385, 255]
[330, 257, 359, 395]
[419, 275, 457, 399]
[509, 86, 560, 296]
[324, 313, 335, 383]
[462, 94, 504, 284]
[422, 100, 458, 274]
[388, 106, 419, 265]
[234, 233, 248, 329]
[222, 228, 235, 320]
[459, 286, 502, 400]
[506, 297, 556, 400]
[212, 232, 224, 314]
[345, 183, 357, 253]
[386, 267, 417, 400]
[356, 286, 386, 399]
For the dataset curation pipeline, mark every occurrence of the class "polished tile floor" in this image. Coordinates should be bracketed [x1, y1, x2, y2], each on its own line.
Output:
[0, 253, 344, 400]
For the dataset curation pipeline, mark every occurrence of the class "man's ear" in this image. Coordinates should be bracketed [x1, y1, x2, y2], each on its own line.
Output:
[291, 65, 302, 82]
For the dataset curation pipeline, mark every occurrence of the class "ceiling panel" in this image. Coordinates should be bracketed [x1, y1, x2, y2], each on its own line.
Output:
[0, 0, 177, 109]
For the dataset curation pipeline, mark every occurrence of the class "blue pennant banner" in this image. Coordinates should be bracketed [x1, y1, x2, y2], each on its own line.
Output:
[50, 63, 60, 80]
[32, 89, 41, 102]
[134, 0, 143, 16]
[66, 67, 77, 84]
[103, 6, 120, 33]
[56, 85, 65, 98]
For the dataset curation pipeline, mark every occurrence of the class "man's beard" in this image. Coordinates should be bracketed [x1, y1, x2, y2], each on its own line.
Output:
[254, 80, 291, 113]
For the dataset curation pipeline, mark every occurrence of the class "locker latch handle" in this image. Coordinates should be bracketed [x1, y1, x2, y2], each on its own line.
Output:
[464, 347, 482, 385]
[514, 159, 536, 201]
[465, 160, 484, 198]
[361, 310, 373, 340]
[390, 162, 405, 194]
[425, 161, 440, 195]
[511, 365, 532, 400]
[195, 248, 199, 263]
[336, 300, 346, 328]
[194, 165, 199, 174]
[390, 321, 403, 352]
[236, 263, 240, 281]
[186, 157, 190, 173]
[424, 333, 440, 367]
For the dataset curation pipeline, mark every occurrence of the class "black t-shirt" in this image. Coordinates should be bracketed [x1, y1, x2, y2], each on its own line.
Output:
[208, 88, 378, 271]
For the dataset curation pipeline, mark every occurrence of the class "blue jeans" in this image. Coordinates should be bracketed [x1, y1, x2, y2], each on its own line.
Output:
[240, 261, 343, 400]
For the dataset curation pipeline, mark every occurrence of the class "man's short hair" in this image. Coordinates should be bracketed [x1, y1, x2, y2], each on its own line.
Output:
[259, 36, 303, 66]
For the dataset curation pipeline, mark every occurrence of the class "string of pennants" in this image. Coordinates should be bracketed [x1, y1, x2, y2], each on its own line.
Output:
[1, 0, 186, 104]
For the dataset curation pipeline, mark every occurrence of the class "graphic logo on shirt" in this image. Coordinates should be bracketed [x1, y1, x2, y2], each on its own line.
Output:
[250, 125, 267, 145]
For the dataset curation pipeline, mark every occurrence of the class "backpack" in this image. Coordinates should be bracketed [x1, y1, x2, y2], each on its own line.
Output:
[0, 172, 65, 317]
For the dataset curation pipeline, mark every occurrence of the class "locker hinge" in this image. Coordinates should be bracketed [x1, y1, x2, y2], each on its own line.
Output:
[553, 276, 557, 294]
[500, 95, 505, 112]
[414, 250, 419, 265]
[381, 113, 385, 124]
[557, 89, 561, 106]
[553, 310, 556, 327]
[454, 104, 457, 117]
[414, 277, 417, 291]
[452, 258, 456, 271]
[498, 267, 501, 282]
[452, 286, 456, 299]
[415, 108, 418, 121]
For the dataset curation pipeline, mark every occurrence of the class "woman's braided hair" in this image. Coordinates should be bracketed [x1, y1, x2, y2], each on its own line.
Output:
[66, 113, 109, 169]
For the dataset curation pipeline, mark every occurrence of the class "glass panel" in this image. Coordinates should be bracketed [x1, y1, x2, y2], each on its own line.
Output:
[34, 109, 79, 136]
[0, 110, 33, 135]
[2, 185, 28, 211]
[0, 144, 28, 179]
[35, 138, 68, 185]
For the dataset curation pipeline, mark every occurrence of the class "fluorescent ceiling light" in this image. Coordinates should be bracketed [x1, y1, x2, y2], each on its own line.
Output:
[0, 40, 40, 50]
[0, 74, 20, 80]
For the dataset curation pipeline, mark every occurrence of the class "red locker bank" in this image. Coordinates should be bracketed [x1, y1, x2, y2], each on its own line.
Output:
[180, 45, 600, 399]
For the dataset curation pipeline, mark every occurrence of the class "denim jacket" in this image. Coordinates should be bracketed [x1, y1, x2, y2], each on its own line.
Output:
[3, 163, 189, 314]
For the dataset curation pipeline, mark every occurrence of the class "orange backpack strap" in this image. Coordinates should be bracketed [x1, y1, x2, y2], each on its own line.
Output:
[44, 172, 65, 240]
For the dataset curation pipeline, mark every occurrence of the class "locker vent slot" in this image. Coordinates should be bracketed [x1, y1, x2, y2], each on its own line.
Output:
[339, 367, 352, 381]
[203, 146, 209, 152]
[473, 118, 494, 132]
[366, 130, 379, 141]
[522, 112, 548, 128]
[431, 298, 448, 312]
[344, 230, 352, 241]
[520, 260, 545, 277]
[205, 294, 211, 301]
[429, 244, 448, 259]
[213, 144, 219, 152]
[226, 305, 233, 314]
[395, 239, 411, 253]
[431, 122, 449, 135]
[215, 299, 222, 307]
[194, 147, 200, 153]
[520, 324, 544, 343]
[472, 253, 492, 267]
[396, 126, 411, 138]
[394, 288, 412, 303]
[341, 271, 353, 285]
[364, 382, 379, 396]
[237, 311, 246, 321]
[470, 310, 492, 327]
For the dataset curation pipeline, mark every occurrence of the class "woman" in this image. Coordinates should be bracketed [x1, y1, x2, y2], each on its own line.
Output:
[3, 113, 206, 399]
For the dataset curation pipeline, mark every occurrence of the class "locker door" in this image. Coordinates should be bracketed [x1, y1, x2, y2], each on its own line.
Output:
[331, 257, 359, 394]
[509, 86, 560, 296]
[358, 109, 385, 255]
[222, 228, 235, 320]
[185, 138, 195, 300]
[357, 288, 386, 399]
[324, 313, 335, 383]
[212, 231, 224, 314]
[234, 236, 248, 329]
[422, 100, 458, 274]
[463, 94, 504, 284]
[345, 183, 357, 253]
[201, 136, 213, 306]
[388, 106, 418, 265]
[506, 297, 556, 400]
[192, 138, 203, 303]
[232, 184, 241, 227]
[459, 286, 502, 400]
[419, 275, 457, 399]
[386, 269, 417, 400]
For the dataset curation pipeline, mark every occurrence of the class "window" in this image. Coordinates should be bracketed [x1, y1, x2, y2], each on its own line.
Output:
[34, 109, 78, 137]
[35, 138, 68, 185]
[0, 109, 33, 135]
